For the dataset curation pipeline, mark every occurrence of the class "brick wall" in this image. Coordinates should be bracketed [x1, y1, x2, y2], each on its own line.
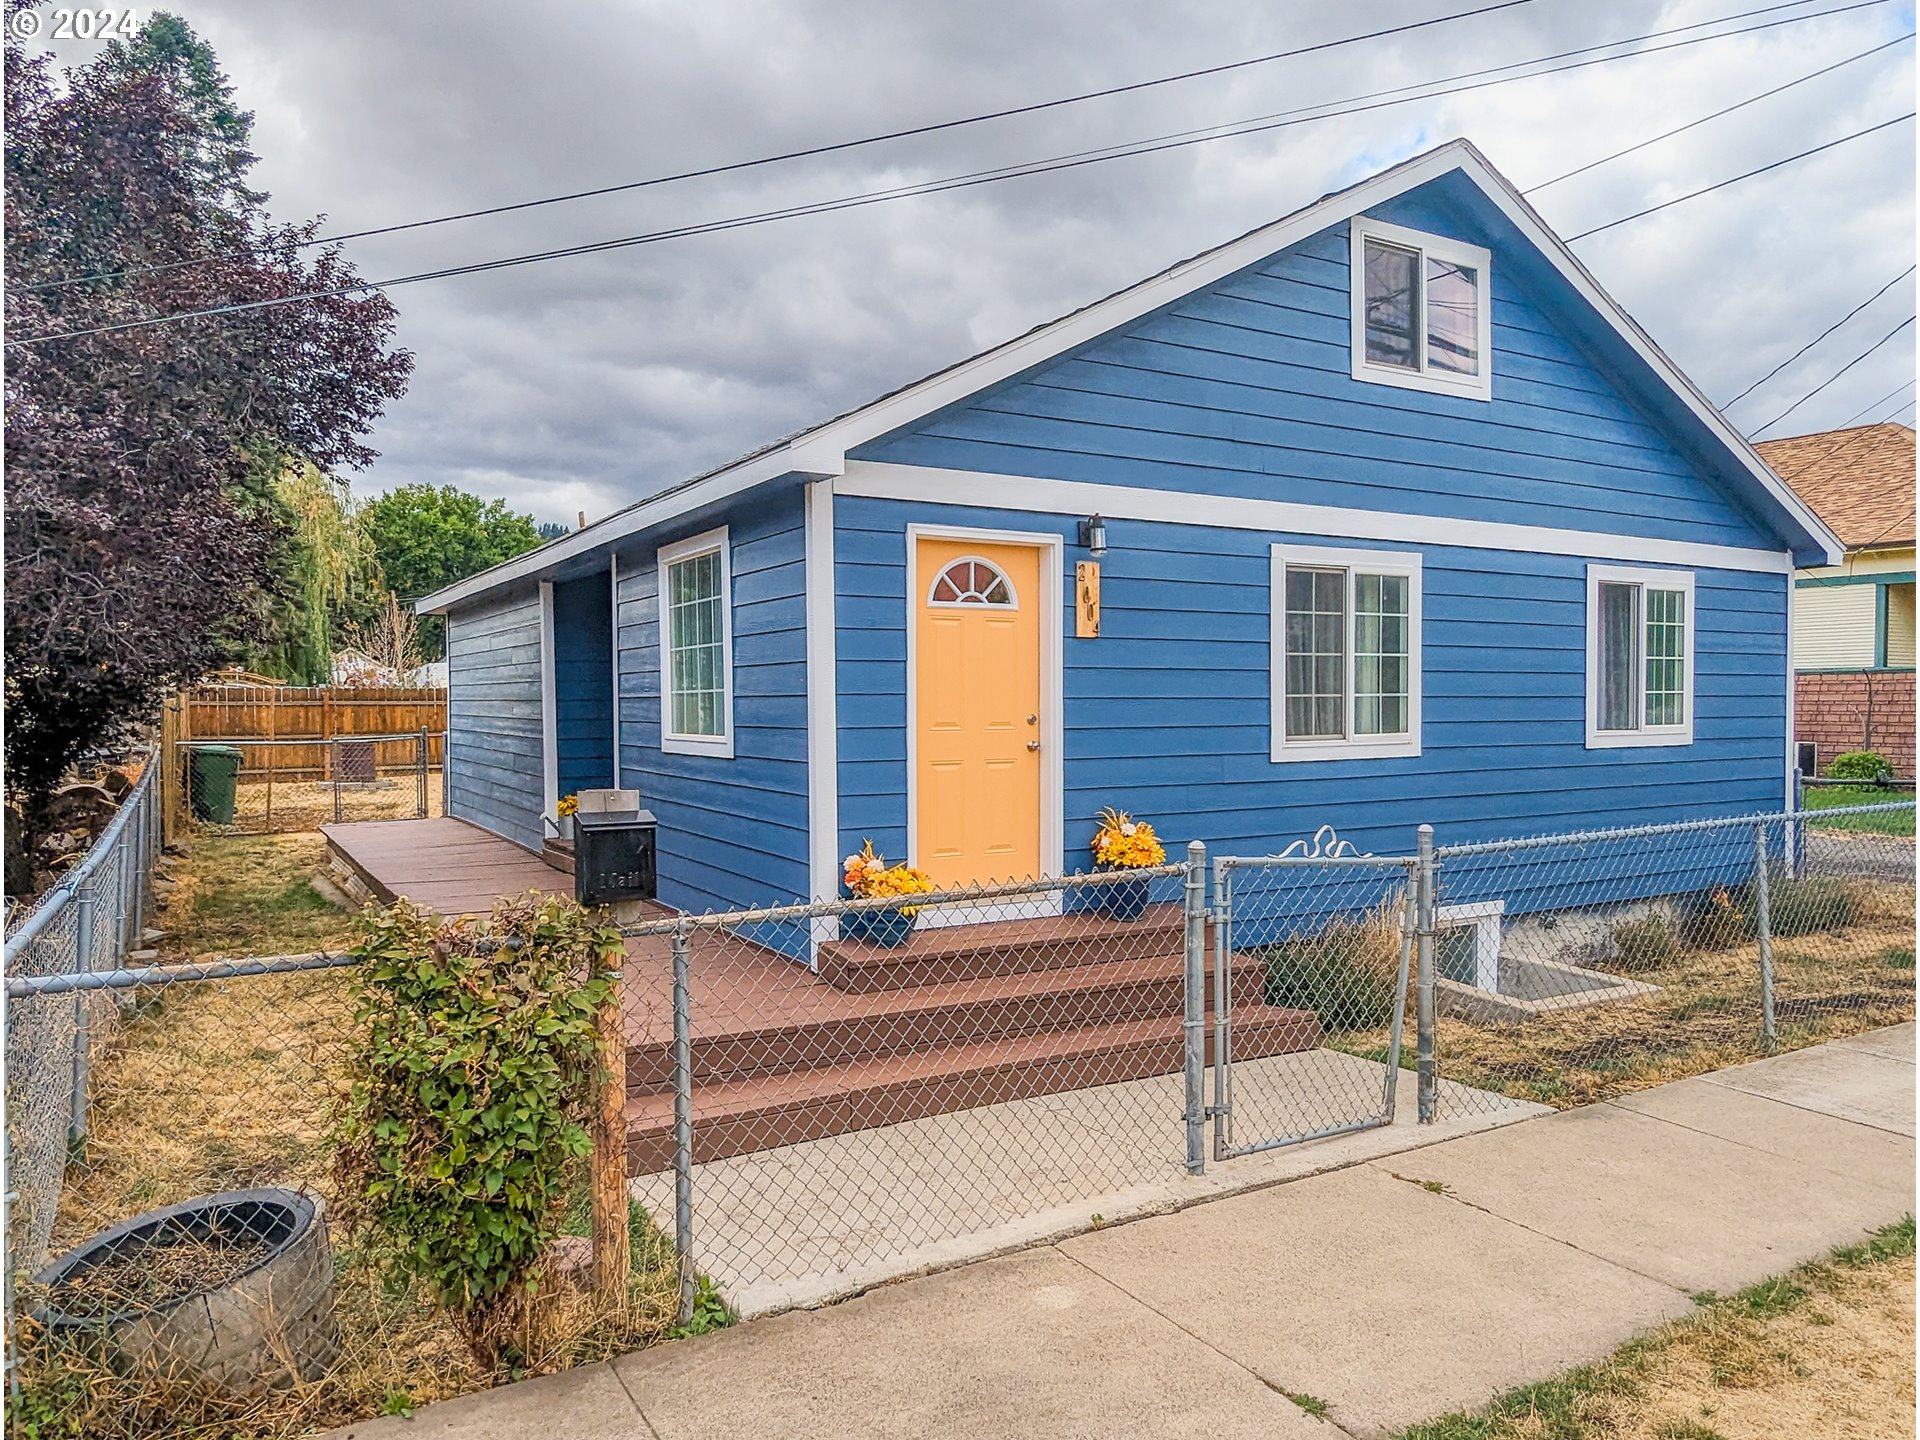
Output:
[1796, 670, 1916, 779]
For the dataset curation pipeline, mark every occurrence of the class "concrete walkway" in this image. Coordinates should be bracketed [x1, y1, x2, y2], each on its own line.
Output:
[327, 1026, 1916, 1440]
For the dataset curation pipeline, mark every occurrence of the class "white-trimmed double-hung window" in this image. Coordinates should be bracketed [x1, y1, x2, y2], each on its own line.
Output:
[1585, 564, 1694, 749]
[1350, 216, 1493, 400]
[1271, 545, 1422, 762]
[658, 526, 733, 757]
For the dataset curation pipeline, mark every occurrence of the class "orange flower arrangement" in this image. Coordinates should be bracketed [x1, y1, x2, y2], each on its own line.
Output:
[1091, 808, 1166, 869]
[842, 840, 934, 907]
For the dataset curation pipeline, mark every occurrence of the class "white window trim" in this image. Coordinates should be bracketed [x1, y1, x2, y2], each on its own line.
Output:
[1437, 899, 1504, 993]
[657, 525, 735, 758]
[1585, 563, 1695, 750]
[1349, 216, 1493, 401]
[1270, 543, 1423, 763]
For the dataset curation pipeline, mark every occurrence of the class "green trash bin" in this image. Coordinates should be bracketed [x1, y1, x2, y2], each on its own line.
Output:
[188, 745, 243, 823]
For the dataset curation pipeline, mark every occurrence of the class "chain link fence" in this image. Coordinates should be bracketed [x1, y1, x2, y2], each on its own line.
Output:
[1419, 803, 1916, 1119]
[5, 799, 1911, 1436]
[615, 863, 1203, 1315]
[177, 731, 442, 834]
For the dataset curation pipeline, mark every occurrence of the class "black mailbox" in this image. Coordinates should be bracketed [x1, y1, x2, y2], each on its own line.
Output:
[573, 809, 659, 907]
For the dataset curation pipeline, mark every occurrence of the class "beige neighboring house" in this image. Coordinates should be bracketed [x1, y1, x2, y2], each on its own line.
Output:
[1755, 422, 1916, 779]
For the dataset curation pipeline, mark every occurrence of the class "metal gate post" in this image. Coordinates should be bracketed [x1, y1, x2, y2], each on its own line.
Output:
[1414, 824, 1437, 1124]
[417, 726, 430, 818]
[670, 920, 697, 1326]
[1182, 840, 1207, 1176]
[1754, 822, 1777, 1051]
[332, 736, 344, 825]
[69, 881, 95, 1145]
[1211, 859, 1233, 1160]
[1381, 870, 1416, 1123]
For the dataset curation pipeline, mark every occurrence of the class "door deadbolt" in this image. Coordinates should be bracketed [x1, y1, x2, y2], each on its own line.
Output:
[1026, 713, 1038, 725]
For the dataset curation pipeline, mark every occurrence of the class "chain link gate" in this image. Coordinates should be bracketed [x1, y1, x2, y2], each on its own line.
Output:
[1208, 833, 1418, 1159]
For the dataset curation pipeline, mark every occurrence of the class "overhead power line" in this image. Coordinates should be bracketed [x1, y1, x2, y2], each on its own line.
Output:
[10, 1, 1902, 347]
[25, 0, 1543, 294]
[1525, 32, 1910, 191]
[1564, 112, 1915, 240]
[25, 0, 1887, 296]
[1722, 265, 1916, 407]
[1750, 313, 1918, 435]
[1836, 377, 1917, 427]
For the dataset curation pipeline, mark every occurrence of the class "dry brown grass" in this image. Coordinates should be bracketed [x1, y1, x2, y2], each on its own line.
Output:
[1398, 1218, 1917, 1440]
[12, 829, 687, 1440]
[1341, 882, 1916, 1111]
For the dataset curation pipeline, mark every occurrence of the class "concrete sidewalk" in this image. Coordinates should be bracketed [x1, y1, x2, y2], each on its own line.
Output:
[328, 1026, 1916, 1440]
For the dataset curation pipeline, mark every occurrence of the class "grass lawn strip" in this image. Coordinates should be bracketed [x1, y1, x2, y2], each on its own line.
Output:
[1397, 1216, 1917, 1440]
[1803, 785, 1916, 836]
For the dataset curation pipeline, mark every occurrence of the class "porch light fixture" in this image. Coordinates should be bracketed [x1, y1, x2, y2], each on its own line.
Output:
[1078, 514, 1108, 557]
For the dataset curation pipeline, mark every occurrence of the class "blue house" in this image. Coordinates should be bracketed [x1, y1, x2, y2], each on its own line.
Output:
[419, 139, 1841, 938]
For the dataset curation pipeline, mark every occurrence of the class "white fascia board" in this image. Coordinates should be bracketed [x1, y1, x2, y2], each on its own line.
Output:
[839, 461, 1795, 575]
[1444, 147, 1844, 565]
[415, 448, 804, 614]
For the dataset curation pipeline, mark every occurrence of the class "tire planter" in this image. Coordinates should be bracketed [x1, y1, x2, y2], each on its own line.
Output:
[1097, 873, 1151, 921]
[30, 1187, 340, 1392]
[841, 903, 915, 947]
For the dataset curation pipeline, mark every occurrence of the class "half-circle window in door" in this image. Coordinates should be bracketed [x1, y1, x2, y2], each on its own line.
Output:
[927, 556, 1018, 608]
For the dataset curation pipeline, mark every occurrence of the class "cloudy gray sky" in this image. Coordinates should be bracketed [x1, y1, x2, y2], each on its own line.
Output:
[29, 0, 1920, 524]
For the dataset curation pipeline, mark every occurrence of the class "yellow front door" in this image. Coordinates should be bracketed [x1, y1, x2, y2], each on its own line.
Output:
[914, 536, 1044, 888]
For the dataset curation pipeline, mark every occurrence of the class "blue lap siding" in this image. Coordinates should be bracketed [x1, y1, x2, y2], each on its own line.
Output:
[833, 497, 1786, 882]
[445, 585, 547, 852]
[613, 488, 810, 916]
[835, 180, 1789, 890]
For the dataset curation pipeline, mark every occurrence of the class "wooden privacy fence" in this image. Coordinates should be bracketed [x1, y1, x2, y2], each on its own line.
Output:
[171, 685, 448, 780]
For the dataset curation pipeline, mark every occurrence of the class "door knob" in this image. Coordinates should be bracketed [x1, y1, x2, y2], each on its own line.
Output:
[1026, 739, 1041, 751]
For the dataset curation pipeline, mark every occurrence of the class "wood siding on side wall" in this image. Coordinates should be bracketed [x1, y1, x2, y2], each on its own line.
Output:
[445, 586, 546, 851]
[614, 488, 810, 914]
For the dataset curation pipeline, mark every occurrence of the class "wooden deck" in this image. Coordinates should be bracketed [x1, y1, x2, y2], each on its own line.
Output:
[322, 816, 571, 914]
[321, 816, 1319, 1173]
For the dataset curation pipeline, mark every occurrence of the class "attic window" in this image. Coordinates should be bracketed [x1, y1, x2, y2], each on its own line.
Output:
[1350, 217, 1492, 401]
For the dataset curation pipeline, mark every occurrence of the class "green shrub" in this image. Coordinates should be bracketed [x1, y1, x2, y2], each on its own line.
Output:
[1826, 750, 1893, 783]
[333, 893, 624, 1367]
[1607, 912, 1682, 973]
[1262, 908, 1401, 1032]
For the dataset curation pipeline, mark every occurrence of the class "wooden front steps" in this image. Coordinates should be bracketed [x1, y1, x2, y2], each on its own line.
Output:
[625, 1004, 1315, 1173]
[624, 907, 1318, 1174]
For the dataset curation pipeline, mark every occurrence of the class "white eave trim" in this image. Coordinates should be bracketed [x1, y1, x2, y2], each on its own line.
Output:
[416, 139, 1841, 617]
[840, 461, 1795, 575]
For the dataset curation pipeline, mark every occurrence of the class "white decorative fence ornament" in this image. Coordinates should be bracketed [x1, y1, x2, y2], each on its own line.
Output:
[1270, 824, 1373, 860]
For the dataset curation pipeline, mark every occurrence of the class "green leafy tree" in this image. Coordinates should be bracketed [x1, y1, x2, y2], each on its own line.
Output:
[357, 485, 543, 657]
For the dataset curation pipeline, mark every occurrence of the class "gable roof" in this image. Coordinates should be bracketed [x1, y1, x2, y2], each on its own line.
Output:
[1754, 423, 1915, 552]
[420, 137, 1843, 613]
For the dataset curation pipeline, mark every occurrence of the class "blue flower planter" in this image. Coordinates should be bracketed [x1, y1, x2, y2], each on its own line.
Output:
[841, 903, 915, 948]
[1098, 874, 1151, 922]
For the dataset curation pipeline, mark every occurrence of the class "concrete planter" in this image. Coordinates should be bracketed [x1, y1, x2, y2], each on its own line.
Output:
[31, 1187, 340, 1392]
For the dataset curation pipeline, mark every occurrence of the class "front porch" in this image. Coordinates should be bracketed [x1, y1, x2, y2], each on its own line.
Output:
[320, 818, 1322, 1174]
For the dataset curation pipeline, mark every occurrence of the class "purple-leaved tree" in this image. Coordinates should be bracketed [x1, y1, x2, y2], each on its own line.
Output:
[4, 8, 413, 858]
